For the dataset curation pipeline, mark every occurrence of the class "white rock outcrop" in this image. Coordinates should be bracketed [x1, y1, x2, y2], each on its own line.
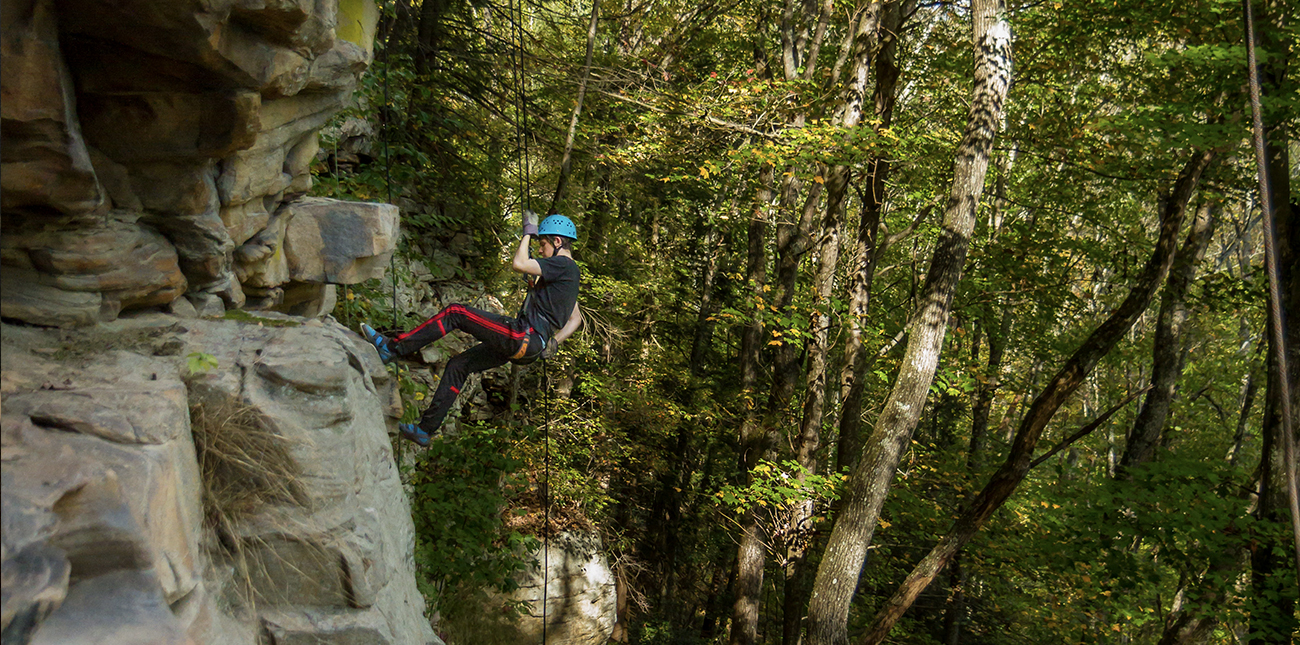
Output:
[510, 532, 618, 645]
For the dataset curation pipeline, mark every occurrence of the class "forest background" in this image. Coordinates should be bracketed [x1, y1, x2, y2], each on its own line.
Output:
[312, 0, 1299, 642]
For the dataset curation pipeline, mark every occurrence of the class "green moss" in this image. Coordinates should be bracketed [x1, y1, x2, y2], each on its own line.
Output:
[222, 310, 301, 328]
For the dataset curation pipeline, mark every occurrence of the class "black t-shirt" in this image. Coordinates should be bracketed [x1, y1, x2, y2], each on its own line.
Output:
[522, 255, 580, 340]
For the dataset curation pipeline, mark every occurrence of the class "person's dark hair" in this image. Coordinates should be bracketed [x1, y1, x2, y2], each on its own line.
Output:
[549, 235, 574, 251]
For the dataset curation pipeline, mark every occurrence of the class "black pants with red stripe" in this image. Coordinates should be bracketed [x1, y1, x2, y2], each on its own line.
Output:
[392, 304, 541, 433]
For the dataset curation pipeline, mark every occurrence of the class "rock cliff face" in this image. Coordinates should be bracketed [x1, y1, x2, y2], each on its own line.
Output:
[1, 313, 438, 644]
[1, 0, 391, 327]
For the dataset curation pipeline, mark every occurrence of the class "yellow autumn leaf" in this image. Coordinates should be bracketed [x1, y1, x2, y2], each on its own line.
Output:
[700, 166, 710, 178]
[814, 175, 825, 184]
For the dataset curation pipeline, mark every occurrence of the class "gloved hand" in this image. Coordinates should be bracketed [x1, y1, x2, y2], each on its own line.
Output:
[522, 209, 539, 237]
[541, 340, 559, 360]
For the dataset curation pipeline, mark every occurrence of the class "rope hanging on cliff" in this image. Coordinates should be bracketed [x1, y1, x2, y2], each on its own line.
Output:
[378, 1, 404, 476]
[377, 1, 398, 331]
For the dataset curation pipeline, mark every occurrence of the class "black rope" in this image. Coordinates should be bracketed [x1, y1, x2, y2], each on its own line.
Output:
[503, 0, 547, 639]
[509, 0, 531, 213]
[541, 356, 552, 645]
[1242, 0, 1300, 575]
[381, 1, 398, 332]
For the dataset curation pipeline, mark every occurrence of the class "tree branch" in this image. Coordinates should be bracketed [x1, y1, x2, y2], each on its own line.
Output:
[594, 89, 776, 139]
[1029, 386, 1150, 469]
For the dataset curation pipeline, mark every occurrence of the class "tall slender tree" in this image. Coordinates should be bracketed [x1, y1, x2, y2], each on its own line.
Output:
[806, 1, 1014, 641]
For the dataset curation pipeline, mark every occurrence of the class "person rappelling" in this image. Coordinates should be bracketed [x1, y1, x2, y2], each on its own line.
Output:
[362, 211, 582, 446]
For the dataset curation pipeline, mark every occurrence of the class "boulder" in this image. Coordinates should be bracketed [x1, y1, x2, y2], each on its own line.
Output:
[508, 532, 618, 645]
[0, 542, 70, 643]
[282, 197, 399, 284]
[28, 570, 190, 645]
[3, 0, 383, 325]
[0, 266, 103, 327]
[233, 204, 294, 290]
[186, 292, 227, 318]
[78, 91, 261, 163]
[259, 607, 393, 645]
[180, 318, 436, 643]
[336, 0, 380, 56]
[275, 281, 337, 318]
[145, 209, 238, 293]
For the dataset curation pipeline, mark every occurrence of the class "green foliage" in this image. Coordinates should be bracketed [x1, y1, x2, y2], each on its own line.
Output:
[334, 0, 1299, 638]
[186, 352, 218, 375]
[716, 460, 845, 564]
[408, 424, 537, 615]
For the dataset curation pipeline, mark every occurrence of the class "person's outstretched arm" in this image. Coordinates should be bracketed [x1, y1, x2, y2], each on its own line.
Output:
[554, 302, 582, 343]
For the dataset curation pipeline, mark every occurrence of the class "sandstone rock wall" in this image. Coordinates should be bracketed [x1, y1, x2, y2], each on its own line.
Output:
[2, 0, 393, 327]
[1, 313, 439, 644]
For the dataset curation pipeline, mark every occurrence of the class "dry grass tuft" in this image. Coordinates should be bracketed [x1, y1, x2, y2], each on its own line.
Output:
[190, 395, 324, 610]
[190, 397, 306, 533]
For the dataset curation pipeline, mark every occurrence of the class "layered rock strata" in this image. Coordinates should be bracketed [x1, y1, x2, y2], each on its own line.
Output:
[1, 0, 389, 327]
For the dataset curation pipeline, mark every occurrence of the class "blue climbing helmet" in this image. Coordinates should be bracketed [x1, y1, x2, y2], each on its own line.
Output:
[537, 214, 577, 241]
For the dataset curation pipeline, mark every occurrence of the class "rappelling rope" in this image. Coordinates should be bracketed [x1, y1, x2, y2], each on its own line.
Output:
[540, 356, 552, 645]
[503, 0, 549, 638]
[493, 0, 540, 634]
[377, 1, 405, 473]
[381, 2, 398, 333]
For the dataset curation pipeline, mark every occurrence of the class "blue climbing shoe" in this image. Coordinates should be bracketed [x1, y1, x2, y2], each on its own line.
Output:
[398, 423, 431, 446]
[361, 323, 396, 364]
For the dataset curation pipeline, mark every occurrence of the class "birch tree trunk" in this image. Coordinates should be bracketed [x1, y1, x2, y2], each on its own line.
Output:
[805, 1, 1013, 642]
[782, 6, 888, 638]
[836, 0, 910, 475]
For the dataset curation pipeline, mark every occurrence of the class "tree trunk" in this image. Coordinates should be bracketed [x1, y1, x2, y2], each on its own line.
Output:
[941, 555, 966, 645]
[856, 148, 1215, 645]
[835, 0, 909, 475]
[691, 223, 725, 373]
[805, 1, 1013, 642]
[1245, 0, 1300, 600]
[730, 163, 775, 645]
[969, 310, 1011, 470]
[782, 5, 887, 635]
[734, 0, 837, 630]
[1229, 354, 1261, 466]
[548, 0, 600, 213]
[1119, 201, 1218, 473]
[414, 0, 447, 76]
